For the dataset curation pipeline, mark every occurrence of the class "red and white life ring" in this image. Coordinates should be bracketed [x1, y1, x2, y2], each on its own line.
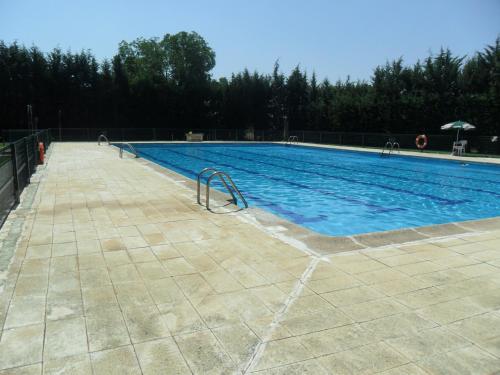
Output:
[415, 134, 428, 150]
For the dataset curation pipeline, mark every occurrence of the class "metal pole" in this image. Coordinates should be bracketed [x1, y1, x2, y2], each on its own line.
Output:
[58, 109, 62, 141]
[33, 135, 38, 167]
[27, 105, 33, 134]
[10, 143, 20, 204]
[25, 139, 31, 179]
[283, 115, 289, 141]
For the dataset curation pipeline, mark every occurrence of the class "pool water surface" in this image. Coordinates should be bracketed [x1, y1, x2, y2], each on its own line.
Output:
[124, 143, 500, 236]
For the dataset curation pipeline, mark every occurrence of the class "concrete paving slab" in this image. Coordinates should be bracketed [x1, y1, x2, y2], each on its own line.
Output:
[0, 142, 498, 373]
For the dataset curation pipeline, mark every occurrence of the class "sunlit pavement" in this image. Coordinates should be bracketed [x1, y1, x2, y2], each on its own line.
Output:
[0, 142, 500, 374]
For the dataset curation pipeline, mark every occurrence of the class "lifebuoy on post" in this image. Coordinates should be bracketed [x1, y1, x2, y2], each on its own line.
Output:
[416, 134, 428, 150]
[38, 142, 45, 164]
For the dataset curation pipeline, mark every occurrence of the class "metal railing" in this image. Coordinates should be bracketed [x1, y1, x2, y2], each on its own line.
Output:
[0, 130, 51, 228]
[118, 143, 139, 158]
[381, 140, 400, 157]
[97, 134, 110, 145]
[197, 168, 248, 210]
[36, 128, 497, 155]
[2, 128, 499, 155]
[285, 135, 299, 145]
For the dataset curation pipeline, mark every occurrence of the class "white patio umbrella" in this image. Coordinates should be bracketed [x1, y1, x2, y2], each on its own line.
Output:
[441, 120, 476, 142]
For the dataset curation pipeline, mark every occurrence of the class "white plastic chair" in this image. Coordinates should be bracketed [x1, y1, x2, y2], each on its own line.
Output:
[452, 140, 467, 156]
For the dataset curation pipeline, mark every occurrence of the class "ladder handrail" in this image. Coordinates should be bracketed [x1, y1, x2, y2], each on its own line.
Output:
[381, 141, 392, 156]
[206, 171, 248, 210]
[381, 140, 400, 156]
[286, 135, 299, 145]
[197, 167, 219, 204]
[119, 143, 139, 158]
[207, 172, 239, 207]
[197, 167, 237, 206]
[98, 134, 110, 145]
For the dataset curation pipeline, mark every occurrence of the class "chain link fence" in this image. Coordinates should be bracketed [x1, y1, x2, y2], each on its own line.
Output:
[11, 127, 493, 155]
[288, 131, 499, 155]
[2, 127, 499, 155]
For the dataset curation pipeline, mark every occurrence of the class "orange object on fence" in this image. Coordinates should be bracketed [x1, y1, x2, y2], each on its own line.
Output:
[415, 134, 428, 150]
[38, 142, 45, 164]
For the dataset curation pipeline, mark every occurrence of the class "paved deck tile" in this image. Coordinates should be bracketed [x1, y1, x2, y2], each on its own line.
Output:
[0, 142, 499, 373]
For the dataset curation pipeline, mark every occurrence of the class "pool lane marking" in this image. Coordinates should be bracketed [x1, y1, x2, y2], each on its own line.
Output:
[202, 148, 468, 205]
[136, 150, 333, 225]
[228, 148, 500, 198]
[138, 146, 333, 259]
[133, 142, 500, 181]
[242, 193, 329, 224]
[139, 147, 408, 213]
[241, 256, 321, 374]
[286, 144, 500, 181]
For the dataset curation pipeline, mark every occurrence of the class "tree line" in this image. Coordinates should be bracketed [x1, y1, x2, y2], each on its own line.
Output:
[1, 31, 499, 135]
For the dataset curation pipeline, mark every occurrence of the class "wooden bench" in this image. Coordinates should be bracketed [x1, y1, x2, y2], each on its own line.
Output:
[186, 133, 204, 142]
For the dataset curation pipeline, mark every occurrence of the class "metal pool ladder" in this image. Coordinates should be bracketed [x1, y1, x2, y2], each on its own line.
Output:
[98, 134, 110, 145]
[197, 168, 248, 210]
[381, 140, 400, 156]
[119, 143, 139, 158]
[286, 135, 299, 145]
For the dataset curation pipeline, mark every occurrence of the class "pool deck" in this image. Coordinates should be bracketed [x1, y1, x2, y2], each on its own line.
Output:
[287, 141, 500, 165]
[1, 142, 500, 374]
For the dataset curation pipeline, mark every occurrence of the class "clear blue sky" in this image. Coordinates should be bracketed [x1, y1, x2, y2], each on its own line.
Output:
[1, 0, 499, 82]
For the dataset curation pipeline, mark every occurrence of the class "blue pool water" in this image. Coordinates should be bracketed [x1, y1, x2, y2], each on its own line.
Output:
[124, 143, 500, 236]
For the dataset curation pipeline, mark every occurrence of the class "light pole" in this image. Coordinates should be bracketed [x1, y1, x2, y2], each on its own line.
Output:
[282, 105, 289, 141]
[58, 109, 62, 141]
[27, 105, 33, 133]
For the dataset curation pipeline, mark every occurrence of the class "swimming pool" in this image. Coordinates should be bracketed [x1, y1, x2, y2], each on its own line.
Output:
[125, 143, 500, 236]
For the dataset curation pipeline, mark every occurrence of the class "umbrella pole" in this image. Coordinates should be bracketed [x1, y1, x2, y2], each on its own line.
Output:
[451, 129, 460, 155]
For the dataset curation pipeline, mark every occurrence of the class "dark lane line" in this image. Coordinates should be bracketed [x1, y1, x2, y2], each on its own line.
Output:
[202, 148, 468, 205]
[136, 150, 347, 224]
[223, 148, 500, 198]
[138, 146, 407, 213]
[286, 145, 500, 182]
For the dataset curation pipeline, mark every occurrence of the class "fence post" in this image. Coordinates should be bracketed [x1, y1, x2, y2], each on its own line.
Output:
[33, 135, 38, 167]
[319, 132, 322, 143]
[152, 128, 157, 140]
[361, 134, 365, 146]
[24, 139, 31, 179]
[10, 144, 20, 204]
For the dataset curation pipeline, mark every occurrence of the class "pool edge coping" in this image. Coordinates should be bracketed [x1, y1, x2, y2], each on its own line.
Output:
[126, 144, 500, 256]
[114, 140, 500, 165]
